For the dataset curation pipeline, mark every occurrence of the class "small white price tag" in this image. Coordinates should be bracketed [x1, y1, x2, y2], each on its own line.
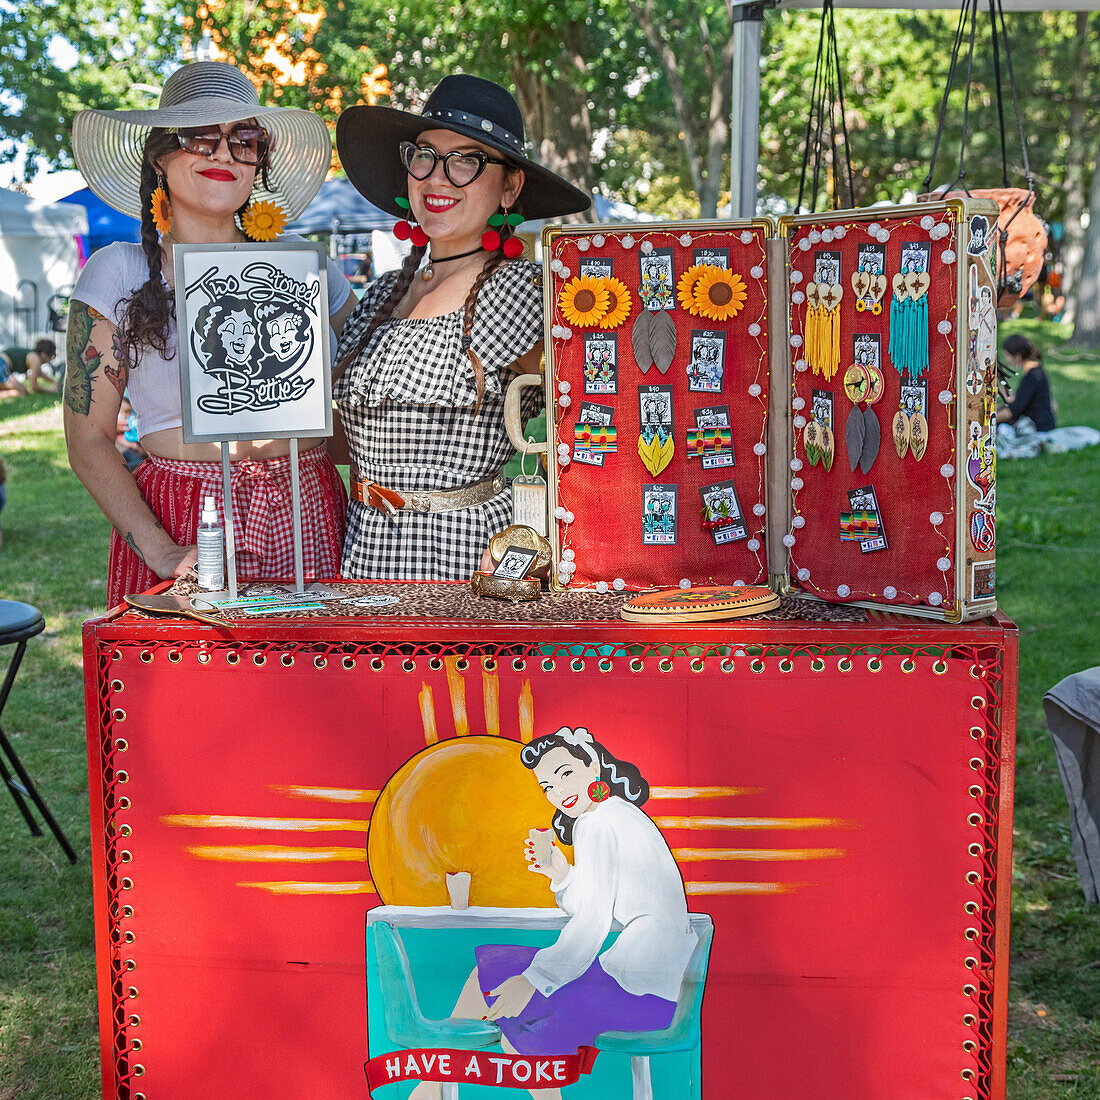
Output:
[511, 439, 548, 535]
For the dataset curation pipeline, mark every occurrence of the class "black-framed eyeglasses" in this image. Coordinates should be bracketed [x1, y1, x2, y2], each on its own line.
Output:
[399, 141, 508, 187]
[177, 123, 270, 166]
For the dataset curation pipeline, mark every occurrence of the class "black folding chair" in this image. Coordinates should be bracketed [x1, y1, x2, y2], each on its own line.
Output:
[0, 600, 77, 863]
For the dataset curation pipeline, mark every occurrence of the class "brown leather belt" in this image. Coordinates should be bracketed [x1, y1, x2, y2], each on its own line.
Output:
[351, 471, 505, 515]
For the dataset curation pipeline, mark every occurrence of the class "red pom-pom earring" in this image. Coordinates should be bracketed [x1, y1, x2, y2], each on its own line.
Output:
[394, 195, 428, 247]
[587, 780, 610, 803]
[485, 209, 525, 257]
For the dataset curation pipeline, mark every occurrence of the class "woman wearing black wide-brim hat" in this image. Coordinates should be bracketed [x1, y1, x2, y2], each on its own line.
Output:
[334, 74, 591, 581]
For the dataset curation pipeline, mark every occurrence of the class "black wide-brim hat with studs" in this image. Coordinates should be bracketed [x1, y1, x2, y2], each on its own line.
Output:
[337, 74, 591, 222]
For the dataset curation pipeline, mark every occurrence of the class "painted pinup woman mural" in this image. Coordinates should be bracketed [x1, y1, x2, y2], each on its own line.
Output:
[409, 727, 697, 1100]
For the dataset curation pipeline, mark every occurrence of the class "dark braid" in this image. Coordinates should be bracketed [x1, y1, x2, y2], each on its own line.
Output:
[334, 243, 427, 380]
[117, 129, 178, 373]
[461, 248, 511, 415]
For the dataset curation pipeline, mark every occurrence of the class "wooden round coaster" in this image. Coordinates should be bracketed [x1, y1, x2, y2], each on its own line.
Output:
[620, 585, 780, 623]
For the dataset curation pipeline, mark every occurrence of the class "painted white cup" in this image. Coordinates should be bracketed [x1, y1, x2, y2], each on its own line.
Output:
[446, 871, 471, 910]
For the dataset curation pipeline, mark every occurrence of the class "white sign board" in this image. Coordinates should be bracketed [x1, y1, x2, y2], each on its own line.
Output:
[175, 241, 332, 444]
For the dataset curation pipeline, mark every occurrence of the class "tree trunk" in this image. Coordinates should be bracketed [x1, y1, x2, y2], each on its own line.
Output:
[1065, 131, 1100, 348]
[511, 25, 594, 222]
[1058, 12, 1090, 327]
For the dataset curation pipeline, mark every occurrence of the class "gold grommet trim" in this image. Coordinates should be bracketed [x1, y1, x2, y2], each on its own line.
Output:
[961, 1067, 975, 1081]
[116, 771, 129, 784]
[121, 878, 133, 890]
[811, 657, 825, 672]
[167, 649, 181, 663]
[969, 758, 984, 771]
[117, 796, 131, 810]
[120, 850, 132, 863]
[111, 650, 122, 661]
[542, 658, 556, 672]
[119, 824, 132, 838]
[133, 1064, 145, 1077]
[110, 679, 124, 693]
[197, 651, 210, 664]
[720, 658, 735, 673]
[122, 906, 134, 919]
[962, 1013, 976, 1027]
[428, 657, 443, 671]
[970, 696, 985, 710]
[139, 651, 153, 664]
[969, 665, 981, 680]
[900, 657, 915, 673]
[837, 657, 852, 672]
[965, 927, 979, 940]
[281, 653, 294, 667]
[964, 956, 978, 970]
[969, 726, 984, 740]
[251, 653, 265, 666]
[966, 871, 982, 885]
[482, 657, 497, 671]
[962, 983, 976, 996]
[571, 658, 585, 672]
[112, 708, 126, 722]
[131, 1038, 143, 1052]
[226, 651, 240, 665]
[778, 658, 794, 673]
[512, 658, 526, 672]
[689, 657, 705, 672]
[341, 656, 355, 670]
[967, 813, 983, 826]
[114, 739, 128, 753]
[125, 958, 136, 971]
[314, 656, 327, 669]
[629, 658, 644, 672]
[124, 931, 135, 943]
[370, 657, 384, 671]
[598, 658, 613, 672]
[867, 657, 882, 672]
[401, 659, 415, 672]
[962, 1039, 977, 1053]
[750, 658, 765, 674]
[456, 657, 469, 671]
[968, 842, 984, 857]
[965, 901, 979, 915]
[932, 659, 948, 675]
[134, 1093, 146, 1100]
[968, 784, 983, 798]
[129, 1013, 140, 1025]
[658, 658, 674, 673]
[127, 986, 139, 999]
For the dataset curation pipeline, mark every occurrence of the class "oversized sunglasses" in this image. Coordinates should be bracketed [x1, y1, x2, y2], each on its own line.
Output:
[399, 141, 508, 187]
[177, 123, 270, 166]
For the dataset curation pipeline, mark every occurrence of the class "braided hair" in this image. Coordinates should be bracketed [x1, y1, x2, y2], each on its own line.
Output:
[117, 126, 275, 374]
[334, 196, 526, 415]
[521, 729, 649, 846]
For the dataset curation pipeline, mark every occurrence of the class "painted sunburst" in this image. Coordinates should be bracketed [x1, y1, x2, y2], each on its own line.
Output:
[597, 277, 632, 329]
[558, 275, 610, 327]
[692, 267, 748, 321]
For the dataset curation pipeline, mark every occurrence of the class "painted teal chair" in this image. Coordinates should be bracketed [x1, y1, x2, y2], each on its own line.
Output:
[594, 915, 714, 1100]
[371, 920, 501, 1098]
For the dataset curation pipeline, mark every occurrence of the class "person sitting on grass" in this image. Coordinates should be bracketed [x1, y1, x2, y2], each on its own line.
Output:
[0, 340, 60, 396]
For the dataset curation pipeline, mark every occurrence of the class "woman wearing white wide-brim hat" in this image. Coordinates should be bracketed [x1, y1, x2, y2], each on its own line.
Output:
[65, 61, 358, 608]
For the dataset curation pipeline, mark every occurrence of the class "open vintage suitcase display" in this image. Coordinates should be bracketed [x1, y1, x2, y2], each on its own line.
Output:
[536, 198, 999, 620]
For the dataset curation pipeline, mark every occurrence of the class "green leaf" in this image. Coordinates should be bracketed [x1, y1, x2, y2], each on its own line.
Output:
[487, 213, 506, 227]
[395, 196, 410, 210]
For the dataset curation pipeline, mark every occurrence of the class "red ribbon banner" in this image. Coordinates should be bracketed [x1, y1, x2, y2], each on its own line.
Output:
[364, 1046, 598, 1095]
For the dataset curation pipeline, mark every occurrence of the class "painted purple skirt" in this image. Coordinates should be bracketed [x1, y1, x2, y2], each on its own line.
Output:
[475, 944, 675, 1056]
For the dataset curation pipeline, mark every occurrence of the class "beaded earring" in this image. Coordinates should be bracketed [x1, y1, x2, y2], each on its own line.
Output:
[394, 196, 428, 247]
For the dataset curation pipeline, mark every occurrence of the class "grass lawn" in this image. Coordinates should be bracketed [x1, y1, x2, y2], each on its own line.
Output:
[0, 319, 1097, 1097]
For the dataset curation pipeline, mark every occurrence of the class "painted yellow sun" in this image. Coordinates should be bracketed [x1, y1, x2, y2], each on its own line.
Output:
[597, 277, 632, 329]
[558, 275, 609, 327]
[241, 200, 287, 242]
[692, 268, 748, 321]
[677, 264, 708, 311]
[150, 185, 171, 236]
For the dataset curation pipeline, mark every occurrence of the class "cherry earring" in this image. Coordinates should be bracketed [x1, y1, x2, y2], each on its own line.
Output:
[394, 196, 428, 248]
[483, 209, 525, 258]
[587, 780, 610, 803]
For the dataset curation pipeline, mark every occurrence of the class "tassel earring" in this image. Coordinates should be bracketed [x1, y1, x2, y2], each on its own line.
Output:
[393, 196, 428, 247]
[483, 208, 525, 258]
[150, 173, 171, 235]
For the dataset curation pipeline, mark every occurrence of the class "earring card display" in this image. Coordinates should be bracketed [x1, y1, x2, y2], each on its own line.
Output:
[542, 222, 772, 592]
[175, 241, 332, 443]
[778, 200, 999, 621]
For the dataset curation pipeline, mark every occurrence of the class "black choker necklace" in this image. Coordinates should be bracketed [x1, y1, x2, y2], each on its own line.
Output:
[421, 244, 486, 282]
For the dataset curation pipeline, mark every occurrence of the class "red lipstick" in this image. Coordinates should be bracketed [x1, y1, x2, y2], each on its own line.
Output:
[200, 168, 236, 181]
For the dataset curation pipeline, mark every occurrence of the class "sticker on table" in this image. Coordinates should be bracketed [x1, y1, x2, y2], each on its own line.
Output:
[700, 479, 748, 545]
[583, 332, 618, 394]
[688, 405, 734, 469]
[573, 400, 617, 466]
[693, 246, 729, 270]
[642, 483, 678, 545]
[343, 593, 402, 609]
[579, 256, 613, 279]
[686, 329, 727, 394]
[491, 545, 538, 580]
[841, 484, 888, 552]
[639, 249, 675, 311]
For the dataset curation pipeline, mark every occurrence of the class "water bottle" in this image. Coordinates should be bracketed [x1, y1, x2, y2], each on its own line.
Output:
[195, 495, 225, 591]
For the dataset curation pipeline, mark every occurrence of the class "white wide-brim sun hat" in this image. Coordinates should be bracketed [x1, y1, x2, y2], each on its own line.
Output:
[72, 61, 331, 222]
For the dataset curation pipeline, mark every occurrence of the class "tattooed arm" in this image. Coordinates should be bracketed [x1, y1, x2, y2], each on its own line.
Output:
[63, 300, 197, 582]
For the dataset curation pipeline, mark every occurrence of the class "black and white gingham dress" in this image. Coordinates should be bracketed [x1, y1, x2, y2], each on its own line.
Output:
[335, 259, 545, 580]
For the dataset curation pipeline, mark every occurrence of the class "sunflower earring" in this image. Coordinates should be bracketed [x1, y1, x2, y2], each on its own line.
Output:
[150, 173, 171, 235]
[393, 196, 428, 247]
[241, 199, 287, 242]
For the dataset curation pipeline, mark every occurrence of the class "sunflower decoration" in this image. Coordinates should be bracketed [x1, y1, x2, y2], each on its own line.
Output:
[676, 264, 709, 311]
[558, 275, 610, 328]
[597, 277, 632, 330]
[692, 267, 748, 322]
[150, 185, 171, 235]
[241, 200, 287, 242]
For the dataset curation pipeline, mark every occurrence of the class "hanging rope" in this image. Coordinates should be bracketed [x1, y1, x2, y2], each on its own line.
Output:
[797, 0, 856, 212]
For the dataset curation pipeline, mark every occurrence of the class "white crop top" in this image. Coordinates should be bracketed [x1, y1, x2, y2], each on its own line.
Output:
[71, 238, 353, 437]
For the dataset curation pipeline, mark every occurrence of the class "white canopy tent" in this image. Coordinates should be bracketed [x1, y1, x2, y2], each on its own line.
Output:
[0, 188, 88, 347]
[730, 0, 1092, 216]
